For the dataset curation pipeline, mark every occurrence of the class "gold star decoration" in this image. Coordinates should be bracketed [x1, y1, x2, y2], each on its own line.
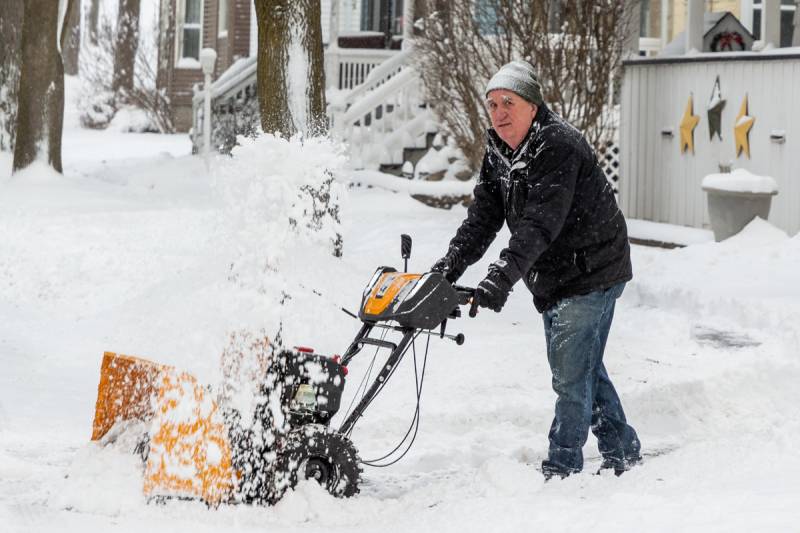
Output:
[734, 94, 755, 159]
[679, 94, 700, 154]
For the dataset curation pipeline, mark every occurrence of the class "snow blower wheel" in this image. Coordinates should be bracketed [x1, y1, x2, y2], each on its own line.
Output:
[272, 424, 361, 501]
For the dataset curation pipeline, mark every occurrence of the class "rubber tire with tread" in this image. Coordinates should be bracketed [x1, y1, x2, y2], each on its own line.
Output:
[271, 424, 361, 502]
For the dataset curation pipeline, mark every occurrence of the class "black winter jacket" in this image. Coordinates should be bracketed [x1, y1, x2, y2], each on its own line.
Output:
[446, 104, 632, 312]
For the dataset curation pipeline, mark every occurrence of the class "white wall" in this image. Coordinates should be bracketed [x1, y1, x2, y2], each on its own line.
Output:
[619, 53, 800, 235]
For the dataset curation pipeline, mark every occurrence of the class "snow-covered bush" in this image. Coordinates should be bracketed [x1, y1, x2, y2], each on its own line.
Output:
[79, 90, 117, 129]
[78, 16, 173, 133]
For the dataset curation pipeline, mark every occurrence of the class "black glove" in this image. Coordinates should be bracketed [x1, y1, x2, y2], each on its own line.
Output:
[475, 268, 514, 312]
[430, 253, 464, 284]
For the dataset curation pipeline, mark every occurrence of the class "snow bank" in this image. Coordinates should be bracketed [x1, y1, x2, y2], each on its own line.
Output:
[626, 217, 800, 335]
[347, 169, 474, 196]
[701, 168, 778, 194]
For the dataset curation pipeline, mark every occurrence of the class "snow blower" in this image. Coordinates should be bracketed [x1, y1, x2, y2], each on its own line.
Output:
[91, 235, 477, 505]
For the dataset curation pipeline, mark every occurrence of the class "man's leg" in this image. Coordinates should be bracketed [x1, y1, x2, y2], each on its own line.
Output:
[589, 284, 640, 469]
[541, 283, 636, 476]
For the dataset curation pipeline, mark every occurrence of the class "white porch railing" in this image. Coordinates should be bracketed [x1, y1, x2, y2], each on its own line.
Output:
[329, 47, 435, 169]
[191, 47, 403, 152]
[325, 48, 397, 90]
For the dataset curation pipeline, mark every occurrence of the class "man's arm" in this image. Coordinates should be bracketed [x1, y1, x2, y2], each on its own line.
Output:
[440, 152, 506, 278]
[493, 143, 580, 286]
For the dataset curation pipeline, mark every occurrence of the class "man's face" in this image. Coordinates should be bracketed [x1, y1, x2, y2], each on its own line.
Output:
[485, 89, 538, 150]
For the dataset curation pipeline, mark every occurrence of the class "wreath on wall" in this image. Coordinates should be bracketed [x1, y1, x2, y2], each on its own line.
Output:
[710, 31, 746, 52]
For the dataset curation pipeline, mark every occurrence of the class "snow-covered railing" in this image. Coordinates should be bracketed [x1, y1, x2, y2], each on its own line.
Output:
[326, 48, 397, 90]
[329, 48, 434, 169]
[191, 47, 402, 152]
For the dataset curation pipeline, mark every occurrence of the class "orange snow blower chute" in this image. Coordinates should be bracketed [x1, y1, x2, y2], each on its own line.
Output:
[92, 352, 235, 505]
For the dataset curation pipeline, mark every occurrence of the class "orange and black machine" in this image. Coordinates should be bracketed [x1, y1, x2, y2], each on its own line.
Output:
[337, 234, 476, 437]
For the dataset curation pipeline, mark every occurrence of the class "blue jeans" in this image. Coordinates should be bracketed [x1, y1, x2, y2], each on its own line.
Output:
[542, 282, 640, 473]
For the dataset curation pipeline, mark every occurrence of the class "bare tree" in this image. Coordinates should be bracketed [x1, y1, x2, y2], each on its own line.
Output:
[254, 0, 326, 137]
[79, 14, 174, 133]
[62, 0, 82, 76]
[0, 0, 23, 152]
[414, 0, 635, 171]
[13, 0, 76, 173]
[112, 0, 141, 97]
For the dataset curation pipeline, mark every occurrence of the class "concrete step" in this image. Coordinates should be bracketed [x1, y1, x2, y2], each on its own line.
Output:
[402, 146, 428, 170]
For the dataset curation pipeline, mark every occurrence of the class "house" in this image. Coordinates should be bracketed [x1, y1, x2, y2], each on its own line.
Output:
[638, 0, 798, 55]
[620, 0, 800, 235]
[659, 11, 755, 55]
[157, 0, 402, 132]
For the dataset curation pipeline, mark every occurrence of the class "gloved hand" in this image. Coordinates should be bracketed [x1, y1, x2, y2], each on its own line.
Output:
[475, 268, 514, 312]
[430, 253, 464, 284]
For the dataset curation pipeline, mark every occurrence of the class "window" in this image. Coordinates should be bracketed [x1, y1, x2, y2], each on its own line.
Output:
[218, 0, 228, 37]
[360, 0, 404, 35]
[749, 0, 797, 47]
[475, 0, 500, 35]
[177, 0, 203, 65]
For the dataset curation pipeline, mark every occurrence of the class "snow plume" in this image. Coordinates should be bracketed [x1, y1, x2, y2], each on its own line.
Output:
[214, 133, 346, 297]
[207, 134, 347, 502]
[211, 132, 347, 385]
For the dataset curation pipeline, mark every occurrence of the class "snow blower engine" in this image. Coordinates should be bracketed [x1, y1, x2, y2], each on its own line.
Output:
[91, 235, 477, 505]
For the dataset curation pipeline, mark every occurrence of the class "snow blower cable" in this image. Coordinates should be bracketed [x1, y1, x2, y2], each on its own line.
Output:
[361, 333, 430, 467]
[360, 334, 428, 467]
[344, 330, 421, 440]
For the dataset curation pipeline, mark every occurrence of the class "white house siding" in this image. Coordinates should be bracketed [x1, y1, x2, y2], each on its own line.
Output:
[321, 0, 363, 44]
[620, 53, 800, 235]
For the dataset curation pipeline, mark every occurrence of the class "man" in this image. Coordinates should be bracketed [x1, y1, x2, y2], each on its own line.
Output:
[432, 60, 641, 479]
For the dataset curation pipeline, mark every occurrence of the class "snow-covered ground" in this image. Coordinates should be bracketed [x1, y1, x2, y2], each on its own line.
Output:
[2, 83, 800, 533]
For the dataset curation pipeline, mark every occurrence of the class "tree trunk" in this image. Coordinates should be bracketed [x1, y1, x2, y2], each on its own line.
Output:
[112, 0, 141, 97]
[156, 0, 174, 94]
[88, 0, 100, 44]
[255, 0, 327, 137]
[0, 0, 23, 152]
[13, 0, 65, 173]
[62, 0, 82, 76]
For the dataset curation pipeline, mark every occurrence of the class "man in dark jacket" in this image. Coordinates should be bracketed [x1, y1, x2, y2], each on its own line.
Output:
[432, 60, 641, 479]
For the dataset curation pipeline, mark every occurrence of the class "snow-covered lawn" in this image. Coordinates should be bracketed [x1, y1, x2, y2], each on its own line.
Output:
[2, 102, 799, 531]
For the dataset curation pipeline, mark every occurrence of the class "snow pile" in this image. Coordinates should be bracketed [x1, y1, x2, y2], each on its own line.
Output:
[626, 217, 800, 334]
[701, 168, 778, 194]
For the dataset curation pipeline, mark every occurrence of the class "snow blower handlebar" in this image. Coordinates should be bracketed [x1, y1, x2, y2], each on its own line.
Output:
[453, 284, 479, 318]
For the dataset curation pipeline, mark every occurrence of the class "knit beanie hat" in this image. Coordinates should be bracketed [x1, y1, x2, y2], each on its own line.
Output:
[485, 60, 544, 105]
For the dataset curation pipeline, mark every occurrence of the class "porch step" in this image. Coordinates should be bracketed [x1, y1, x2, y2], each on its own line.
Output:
[402, 146, 428, 170]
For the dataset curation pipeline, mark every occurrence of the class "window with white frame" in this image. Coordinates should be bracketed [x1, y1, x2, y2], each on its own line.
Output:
[745, 0, 797, 47]
[177, 0, 203, 65]
[218, 0, 228, 37]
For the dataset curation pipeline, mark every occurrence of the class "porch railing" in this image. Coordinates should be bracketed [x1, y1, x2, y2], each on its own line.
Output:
[191, 47, 403, 152]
